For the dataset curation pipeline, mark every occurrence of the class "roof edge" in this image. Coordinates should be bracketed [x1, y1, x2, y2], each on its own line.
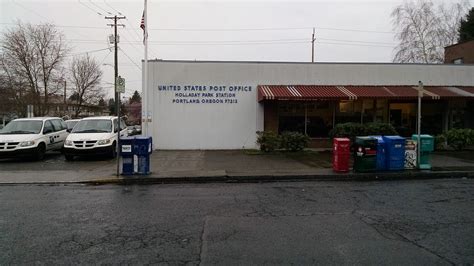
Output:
[143, 59, 474, 66]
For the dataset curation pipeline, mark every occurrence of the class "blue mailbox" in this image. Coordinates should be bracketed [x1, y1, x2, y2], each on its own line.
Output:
[134, 136, 152, 175]
[368, 135, 387, 171]
[119, 137, 135, 175]
[383, 136, 406, 171]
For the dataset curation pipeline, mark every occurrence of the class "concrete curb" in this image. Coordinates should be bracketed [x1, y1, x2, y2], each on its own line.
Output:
[0, 170, 472, 186]
[66, 170, 474, 185]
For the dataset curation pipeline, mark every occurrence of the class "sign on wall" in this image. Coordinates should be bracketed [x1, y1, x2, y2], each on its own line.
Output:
[158, 85, 252, 105]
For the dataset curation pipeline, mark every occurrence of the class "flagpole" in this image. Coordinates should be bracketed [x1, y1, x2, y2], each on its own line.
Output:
[143, 0, 148, 137]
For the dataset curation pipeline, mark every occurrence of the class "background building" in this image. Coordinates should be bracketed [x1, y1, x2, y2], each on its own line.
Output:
[444, 40, 474, 64]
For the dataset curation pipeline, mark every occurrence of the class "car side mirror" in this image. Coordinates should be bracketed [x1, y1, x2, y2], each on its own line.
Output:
[43, 129, 52, 134]
[114, 127, 119, 133]
[66, 128, 72, 133]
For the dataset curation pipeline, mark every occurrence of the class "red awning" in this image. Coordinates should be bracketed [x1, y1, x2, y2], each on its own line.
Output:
[258, 85, 347, 101]
[456, 86, 474, 96]
[257, 85, 474, 102]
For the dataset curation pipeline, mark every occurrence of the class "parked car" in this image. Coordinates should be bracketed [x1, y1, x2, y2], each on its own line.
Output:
[63, 116, 128, 161]
[65, 119, 81, 132]
[0, 117, 69, 160]
[127, 126, 137, 136]
[134, 125, 142, 135]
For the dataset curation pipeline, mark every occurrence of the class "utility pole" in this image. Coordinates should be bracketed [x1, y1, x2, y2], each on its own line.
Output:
[311, 27, 316, 63]
[106, 15, 126, 177]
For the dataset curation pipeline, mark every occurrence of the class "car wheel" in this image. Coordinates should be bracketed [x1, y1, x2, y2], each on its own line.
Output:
[65, 154, 74, 161]
[110, 142, 117, 159]
[35, 143, 46, 161]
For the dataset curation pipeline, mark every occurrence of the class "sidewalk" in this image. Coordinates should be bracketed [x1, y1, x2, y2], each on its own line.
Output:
[0, 150, 473, 184]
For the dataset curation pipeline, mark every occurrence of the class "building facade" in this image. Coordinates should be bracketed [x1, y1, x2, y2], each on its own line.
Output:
[444, 40, 474, 64]
[145, 61, 474, 150]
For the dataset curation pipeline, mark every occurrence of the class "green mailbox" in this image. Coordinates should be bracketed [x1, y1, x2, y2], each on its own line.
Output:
[412, 134, 434, 170]
[353, 137, 378, 173]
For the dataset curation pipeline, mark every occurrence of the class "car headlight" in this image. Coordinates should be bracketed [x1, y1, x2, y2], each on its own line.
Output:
[19, 141, 35, 147]
[98, 139, 111, 145]
[64, 140, 73, 146]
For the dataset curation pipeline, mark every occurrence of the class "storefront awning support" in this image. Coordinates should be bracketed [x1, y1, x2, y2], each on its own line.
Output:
[304, 103, 308, 135]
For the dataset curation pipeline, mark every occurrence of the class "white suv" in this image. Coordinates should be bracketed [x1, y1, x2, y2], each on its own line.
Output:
[0, 117, 69, 160]
[63, 116, 128, 160]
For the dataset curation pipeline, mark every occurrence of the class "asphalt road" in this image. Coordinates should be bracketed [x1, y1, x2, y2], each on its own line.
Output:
[1, 180, 473, 265]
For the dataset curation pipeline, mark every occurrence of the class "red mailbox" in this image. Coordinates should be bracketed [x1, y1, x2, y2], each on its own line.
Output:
[333, 138, 351, 172]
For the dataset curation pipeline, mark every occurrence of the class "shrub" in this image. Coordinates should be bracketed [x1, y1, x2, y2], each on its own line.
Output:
[256, 131, 280, 152]
[280, 131, 310, 151]
[444, 128, 474, 150]
[364, 122, 398, 136]
[329, 122, 398, 141]
[434, 134, 447, 150]
[328, 123, 366, 141]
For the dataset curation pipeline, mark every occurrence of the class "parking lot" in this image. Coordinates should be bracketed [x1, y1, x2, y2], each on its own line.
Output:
[0, 151, 117, 183]
[0, 151, 113, 171]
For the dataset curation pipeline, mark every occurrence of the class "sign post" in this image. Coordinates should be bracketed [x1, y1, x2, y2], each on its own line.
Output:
[417, 81, 423, 169]
[115, 75, 125, 176]
[116, 76, 125, 93]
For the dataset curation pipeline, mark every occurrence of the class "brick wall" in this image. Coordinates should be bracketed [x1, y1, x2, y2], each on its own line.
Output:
[444, 41, 474, 64]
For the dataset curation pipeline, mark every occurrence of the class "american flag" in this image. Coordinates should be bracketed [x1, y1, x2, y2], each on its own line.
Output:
[140, 11, 146, 44]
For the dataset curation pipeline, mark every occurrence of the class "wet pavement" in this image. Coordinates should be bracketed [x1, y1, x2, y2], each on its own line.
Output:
[1, 179, 473, 264]
[0, 150, 473, 183]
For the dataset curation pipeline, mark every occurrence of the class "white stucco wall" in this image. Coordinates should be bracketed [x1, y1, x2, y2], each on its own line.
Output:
[146, 61, 474, 150]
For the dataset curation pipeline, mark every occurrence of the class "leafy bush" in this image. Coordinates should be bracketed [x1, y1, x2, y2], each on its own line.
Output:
[444, 128, 474, 150]
[280, 131, 310, 151]
[434, 134, 447, 150]
[364, 122, 398, 136]
[328, 123, 366, 141]
[329, 122, 398, 141]
[256, 131, 280, 152]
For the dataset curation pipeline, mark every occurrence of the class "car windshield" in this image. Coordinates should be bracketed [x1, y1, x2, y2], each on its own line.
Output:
[66, 120, 79, 130]
[0, 120, 43, 134]
[72, 119, 112, 133]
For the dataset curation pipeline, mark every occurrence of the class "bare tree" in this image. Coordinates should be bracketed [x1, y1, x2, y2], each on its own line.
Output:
[0, 55, 29, 117]
[69, 54, 103, 117]
[1, 22, 68, 115]
[391, 0, 470, 63]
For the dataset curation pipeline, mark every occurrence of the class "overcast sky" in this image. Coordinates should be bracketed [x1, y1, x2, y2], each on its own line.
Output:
[0, 0, 470, 99]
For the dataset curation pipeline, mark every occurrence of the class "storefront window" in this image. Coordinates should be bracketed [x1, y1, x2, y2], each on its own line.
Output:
[335, 100, 362, 124]
[278, 102, 333, 138]
[389, 102, 416, 137]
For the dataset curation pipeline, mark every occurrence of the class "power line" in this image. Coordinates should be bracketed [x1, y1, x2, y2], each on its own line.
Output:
[98, 0, 161, 62]
[118, 46, 141, 71]
[98, 50, 112, 64]
[88, 0, 113, 15]
[318, 38, 396, 45]
[0, 22, 397, 34]
[12, 0, 51, 22]
[103, 0, 123, 15]
[61, 38, 395, 47]
[9, 1, 91, 39]
[0, 22, 107, 30]
[77, 0, 103, 16]
[67, 47, 111, 57]
[145, 26, 396, 34]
